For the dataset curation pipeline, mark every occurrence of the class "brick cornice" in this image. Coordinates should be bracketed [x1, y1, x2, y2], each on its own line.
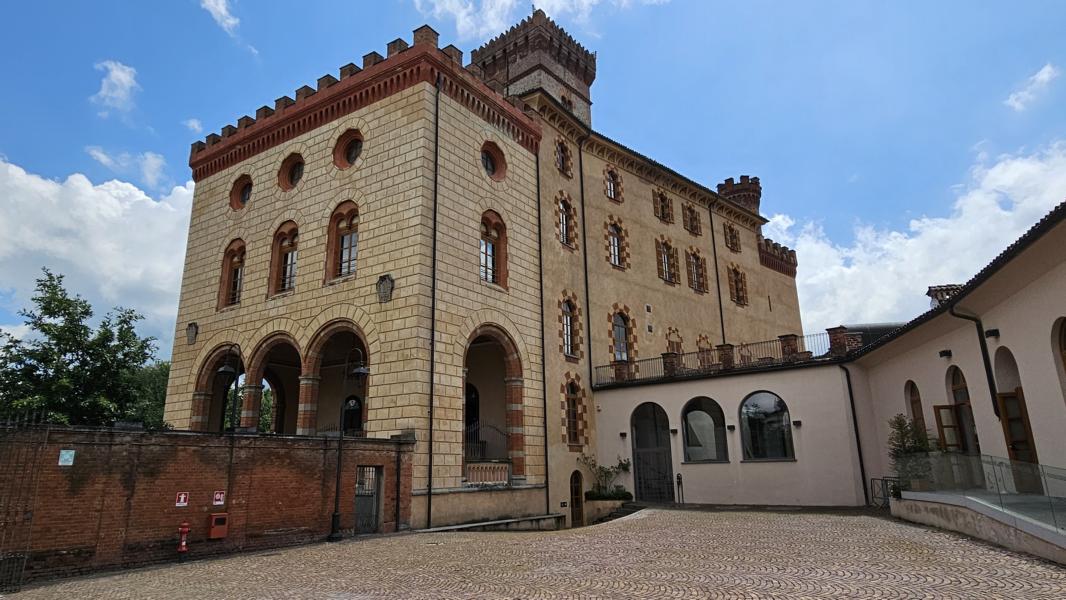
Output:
[189, 44, 541, 182]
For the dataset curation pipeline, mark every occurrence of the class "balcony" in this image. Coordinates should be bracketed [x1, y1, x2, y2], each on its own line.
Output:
[593, 332, 836, 388]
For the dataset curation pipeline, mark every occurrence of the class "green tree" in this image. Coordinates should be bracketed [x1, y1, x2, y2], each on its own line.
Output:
[887, 413, 933, 492]
[0, 269, 158, 425]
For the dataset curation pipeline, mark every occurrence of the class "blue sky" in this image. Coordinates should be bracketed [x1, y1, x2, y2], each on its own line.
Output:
[1, 0, 1064, 358]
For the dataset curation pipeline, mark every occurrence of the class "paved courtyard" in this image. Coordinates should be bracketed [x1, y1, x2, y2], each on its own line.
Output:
[14, 508, 1066, 599]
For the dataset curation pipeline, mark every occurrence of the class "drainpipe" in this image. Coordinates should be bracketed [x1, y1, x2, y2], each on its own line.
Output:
[576, 132, 593, 386]
[535, 143, 550, 516]
[706, 201, 727, 344]
[426, 72, 443, 528]
[839, 365, 869, 505]
[948, 305, 1000, 418]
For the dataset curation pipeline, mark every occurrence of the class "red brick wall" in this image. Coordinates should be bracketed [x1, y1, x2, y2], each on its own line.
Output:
[2, 429, 412, 582]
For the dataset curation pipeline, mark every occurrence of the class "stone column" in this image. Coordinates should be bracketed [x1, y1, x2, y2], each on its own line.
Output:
[297, 375, 321, 436]
[189, 392, 212, 431]
[716, 344, 735, 370]
[239, 384, 264, 431]
[504, 376, 525, 479]
[778, 334, 799, 361]
[661, 352, 680, 377]
[827, 326, 849, 357]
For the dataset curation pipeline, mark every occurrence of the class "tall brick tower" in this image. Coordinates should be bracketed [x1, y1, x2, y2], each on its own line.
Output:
[470, 9, 596, 126]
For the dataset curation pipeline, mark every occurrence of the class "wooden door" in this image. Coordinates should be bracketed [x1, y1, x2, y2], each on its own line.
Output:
[933, 405, 963, 452]
[996, 389, 1042, 494]
[569, 471, 584, 527]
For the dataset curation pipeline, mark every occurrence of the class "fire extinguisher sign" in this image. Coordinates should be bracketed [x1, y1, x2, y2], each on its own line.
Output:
[213, 490, 226, 506]
[175, 492, 189, 507]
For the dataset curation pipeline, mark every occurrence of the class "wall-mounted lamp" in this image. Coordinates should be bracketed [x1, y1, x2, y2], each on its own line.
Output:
[619, 431, 627, 438]
[185, 322, 199, 345]
[727, 424, 736, 432]
[938, 350, 953, 358]
[670, 428, 678, 435]
[984, 328, 1000, 339]
[376, 274, 395, 303]
[792, 420, 802, 428]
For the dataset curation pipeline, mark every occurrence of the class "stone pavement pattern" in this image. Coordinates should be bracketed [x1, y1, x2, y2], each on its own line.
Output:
[13, 509, 1066, 599]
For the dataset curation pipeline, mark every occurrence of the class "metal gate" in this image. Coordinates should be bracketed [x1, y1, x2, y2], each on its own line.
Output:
[633, 447, 674, 503]
[0, 416, 46, 592]
[354, 466, 381, 534]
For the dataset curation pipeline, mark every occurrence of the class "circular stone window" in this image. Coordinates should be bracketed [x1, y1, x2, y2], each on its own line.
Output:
[480, 141, 507, 182]
[333, 129, 364, 169]
[278, 153, 305, 191]
[229, 174, 252, 210]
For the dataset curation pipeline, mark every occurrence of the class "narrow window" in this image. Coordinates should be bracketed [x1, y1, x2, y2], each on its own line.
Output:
[566, 382, 581, 445]
[229, 256, 244, 304]
[687, 251, 707, 293]
[740, 392, 794, 460]
[683, 205, 701, 235]
[606, 171, 620, 201]
[728, 266, 748, 305]
[555, 141, 570, 175]
[219, 239, 245, 308]
[562, 301, 576, 356]
[612, 313, 630, 362]
[479, 211, 507, 287]
[724, 223, 741, 252]
[657, 241, 678, 284]
[328, 202, 359, 281]
[338, 228, 358, 277]
[906, 381, 926, 433]
[280, 242, 298, 291]
[559, 199, 573, 246]
[270, 222, 299, 295]
[654, 192, 673, 223]
[480, 229, 496, 283]
[608, 224, 623, 267]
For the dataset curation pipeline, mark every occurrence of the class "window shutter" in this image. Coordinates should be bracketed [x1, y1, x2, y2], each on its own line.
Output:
[682, 206, 691, 231]
[655, 240, 664, 280]
[728, 269, 737, 302]
[653, 194, 661, 219]
[700, 256, 708, 291]
[670, 247, 680, 283]
[686, 252, 694, 288]
[739, 272, 748, 304]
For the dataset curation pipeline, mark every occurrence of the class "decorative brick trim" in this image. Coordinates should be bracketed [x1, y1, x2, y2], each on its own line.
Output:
[604, 215, 630, 270]
[560, 373, 590, 450]
[758, 235, 798, 277]
[655, 235, 680, 285]
[466, 323, 525, 476]
[685, 247, 708, 294]
[480, 210, 508, 288]
[608, 303, 638, 363]
[696, 334, 715, 368]
[217, 239, 246, 310]
[324, 201, 359, 282]
[269, 221, 299, 296]
[724, 222, 742, 253]
[682, 203, 702, 236]
[665, 327, 684, 354]
[652, 189, 674, 224]
[727, 263, 749, 306]
[558, 290, 584, 361]
[603, 164, 624, 203]
[190, 43, 541, 182]
[554, 137, 574, 178]
[554, 191, 578, 250]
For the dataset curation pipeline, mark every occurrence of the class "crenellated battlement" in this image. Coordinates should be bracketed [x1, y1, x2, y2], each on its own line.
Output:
[757, 235, 798, 277]
[471, 9, 596, 86]
[716, 175, 762, 214]
[187, 24, 541, 181]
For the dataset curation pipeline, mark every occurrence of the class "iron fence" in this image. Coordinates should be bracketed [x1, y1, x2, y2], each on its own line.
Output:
[593, 332, 833, 387]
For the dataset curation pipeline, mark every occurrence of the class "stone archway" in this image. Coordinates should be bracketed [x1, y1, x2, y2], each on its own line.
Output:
[192, 343, 245, 432]
[631, 402, 674, 503]
[244, 333, 302, 434]
[301, 319, 371, 436]
[463, 323, 525, 480]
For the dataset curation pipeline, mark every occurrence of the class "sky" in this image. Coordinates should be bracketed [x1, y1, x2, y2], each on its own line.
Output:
[0, 0, 1064, 359]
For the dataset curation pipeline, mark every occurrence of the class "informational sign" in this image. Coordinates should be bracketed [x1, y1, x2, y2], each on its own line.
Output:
[58, 449, 75, 466]
[175, 492, 189, 507]
[212, 490, 226, 506]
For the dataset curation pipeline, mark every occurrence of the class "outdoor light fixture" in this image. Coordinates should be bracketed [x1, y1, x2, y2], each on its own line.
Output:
[984, 328, 1000, 339]
[792, 420, 802, 428]
[376, 274, 395, 303]
[186, 322, 199, 345]
[670, 428, 679, 435]
[939, 349, 953, 358]
[727, 424, 736, 432]
[619, 431, 627, 438]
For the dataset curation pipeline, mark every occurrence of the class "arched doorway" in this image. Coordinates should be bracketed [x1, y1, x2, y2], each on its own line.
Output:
[935, 367, 980, 455]
[995, 347, 1041, 492]
[306, 322, 369, 437]
[570, 470, 584, 527]
[463, 324, 524, 483]
[192, 344, 245, 432]
[246, 334, 301, 435]
[631, 402, 674, 503]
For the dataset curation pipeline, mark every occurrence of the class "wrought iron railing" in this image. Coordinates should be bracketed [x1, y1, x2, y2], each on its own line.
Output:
[593, 332, 833, 387]
[463, 423, 509, 462]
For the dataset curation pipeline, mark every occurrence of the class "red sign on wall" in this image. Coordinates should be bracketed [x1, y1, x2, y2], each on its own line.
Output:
[213, 490, 226, 506]
[175, 492, 189, 507]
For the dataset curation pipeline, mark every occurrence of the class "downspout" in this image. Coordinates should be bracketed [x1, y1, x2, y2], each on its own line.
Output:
[576, 131, 593, 386]
[839, 364, 869, 505]
[948, 305, 1000, 417]
[535, 142, 550, 516]
[426, 73, 442, 528]
[394, 439, 402, 529]
[706, 201, 727, 344]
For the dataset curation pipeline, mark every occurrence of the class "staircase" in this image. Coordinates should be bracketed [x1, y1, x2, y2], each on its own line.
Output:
[595, 502, 645, 524]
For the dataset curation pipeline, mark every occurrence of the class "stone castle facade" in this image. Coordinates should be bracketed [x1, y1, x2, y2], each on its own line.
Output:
[164, 11, 801, 528]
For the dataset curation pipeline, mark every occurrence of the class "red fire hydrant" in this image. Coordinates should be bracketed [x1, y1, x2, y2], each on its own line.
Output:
[177, 520, 190, 562]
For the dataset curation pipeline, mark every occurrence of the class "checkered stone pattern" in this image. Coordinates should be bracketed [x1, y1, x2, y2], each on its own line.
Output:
[17, 509, 1066, 599]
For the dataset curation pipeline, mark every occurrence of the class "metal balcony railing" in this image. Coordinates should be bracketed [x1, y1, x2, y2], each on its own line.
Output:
[593, 332, 833, 387]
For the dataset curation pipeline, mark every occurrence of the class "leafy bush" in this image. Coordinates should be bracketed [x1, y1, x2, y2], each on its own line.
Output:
[887, 413, 932, 486]
[579, 453, 631, 496]
[585, 485, 633, 501]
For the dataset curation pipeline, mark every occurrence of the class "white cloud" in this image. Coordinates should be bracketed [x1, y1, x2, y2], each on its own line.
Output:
[1004, 63, 1059, 111]
[0, 324, 30, 341]
[765, 142, 1066, 334]
[414, 0, 667, 41]
[85, 146, 129, 170]
[139, 153, 166, 188]
[84, 147, 168, 189]
[183, 118, 203, 133]
[0, 159, 193, 356]
[200, 0, 240, 35]
[89, 60, 139, 116]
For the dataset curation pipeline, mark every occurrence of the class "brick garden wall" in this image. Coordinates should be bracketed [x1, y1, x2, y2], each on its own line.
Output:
[0, 428, 413, 582]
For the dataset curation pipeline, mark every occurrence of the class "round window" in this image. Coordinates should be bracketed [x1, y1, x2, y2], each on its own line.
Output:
[229, 175, 253, 210]
[333, 129, 364, 170]
[239, 182, 252, 205]
[278, 153, 305, 191]
[345, 138, 363, 165]
[288, 160, 303, 187]
[481, 149, 496, 177]
[480, 141, 506, 182]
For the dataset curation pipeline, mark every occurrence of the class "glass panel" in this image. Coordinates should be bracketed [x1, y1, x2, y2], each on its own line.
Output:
[741, 392, 794, 460]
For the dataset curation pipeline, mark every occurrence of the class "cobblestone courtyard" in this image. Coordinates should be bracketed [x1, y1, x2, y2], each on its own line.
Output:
[14, 509, 1066, 599]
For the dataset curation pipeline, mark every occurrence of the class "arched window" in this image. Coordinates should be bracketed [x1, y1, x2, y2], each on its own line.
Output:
[479, 210, 507, 287]
[906, 381, 926, 432]
[687, 250, 707, 293]
[656, 239, 678, 284]
[605, 170, 621, 201]
[937, 367, 980, 454]
[612, 313, 630, 362]
[270, 221, 299, 295]
[559, 198, 574, 246]
[683, 397, 728, 462]
[342, 395, 363, 434]
[219, 239, 245, 308]
[562, 301, 576, 357]
[608, 224, 623, 268]
[326, 202, 359, 280]
[555, 141, 571, 176]
[740, 391, 794, 460]
[565, 382, 581, 446]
